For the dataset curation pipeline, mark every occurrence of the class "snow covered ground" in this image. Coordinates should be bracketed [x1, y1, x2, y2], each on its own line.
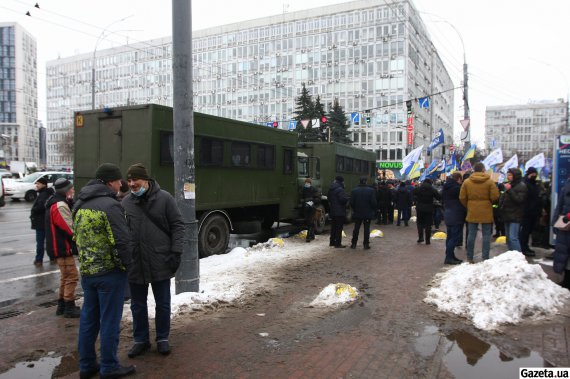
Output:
[122, 233, 361, 321]
[424, 251, 570, 331]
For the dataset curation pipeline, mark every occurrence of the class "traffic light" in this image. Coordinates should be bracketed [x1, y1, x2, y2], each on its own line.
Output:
[365, 116, 371, 124]
[406, 100, 412, 112]
[272, 121, 278, 128]
[320, 116, 327, 124]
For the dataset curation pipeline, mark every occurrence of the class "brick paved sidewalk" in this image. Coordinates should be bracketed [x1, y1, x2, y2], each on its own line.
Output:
[1, 222, 569, 378]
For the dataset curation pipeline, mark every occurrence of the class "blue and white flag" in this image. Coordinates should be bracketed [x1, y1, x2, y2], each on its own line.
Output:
[525, 153, 545, 172]
[400, 145, 424, 176]
[482, 148, 503, 170]
[501, 154, 518, 174]
[421, 160, 439, 181]
[427, 129, 444, 153]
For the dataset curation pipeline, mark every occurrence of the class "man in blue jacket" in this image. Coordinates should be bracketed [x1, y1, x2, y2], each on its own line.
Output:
[350, 176, 377, 249]
[441, 173, 465, 264]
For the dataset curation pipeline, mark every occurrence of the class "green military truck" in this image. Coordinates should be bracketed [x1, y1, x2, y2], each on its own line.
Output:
[74, 104, 375, 257]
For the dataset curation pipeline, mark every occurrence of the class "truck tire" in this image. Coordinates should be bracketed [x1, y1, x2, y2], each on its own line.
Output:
[198, 214, 230, 258]
[314, 204, 326, 234]
[25, 190, 37, 202]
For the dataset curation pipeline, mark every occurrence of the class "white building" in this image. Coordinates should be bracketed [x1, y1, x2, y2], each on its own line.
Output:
[0, 22, 39, 165]
[485, 101, 568, 162]
[46, 0, 454, 168]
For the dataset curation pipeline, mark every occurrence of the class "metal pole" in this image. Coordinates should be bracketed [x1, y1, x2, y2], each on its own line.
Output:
[173, 0, 199, 293]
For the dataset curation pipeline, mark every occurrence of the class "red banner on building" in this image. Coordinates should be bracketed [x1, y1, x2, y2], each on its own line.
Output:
[407, 113, 414, 146]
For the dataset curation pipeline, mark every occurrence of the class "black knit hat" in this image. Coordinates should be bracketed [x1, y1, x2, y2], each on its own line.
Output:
[127, 163, 150, 180]
[526, 167, 538, 175]
[95, 163, 122, 182]
[36, 177, 48, 186]
[335, 175, 344, 182]
[54, 178, 73, 193]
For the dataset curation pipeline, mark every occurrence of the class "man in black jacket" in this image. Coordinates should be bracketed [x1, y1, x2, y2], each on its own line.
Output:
[30, 177, 52, 266]
[301, 178, 320, 242]
[122, 163, 185, 358]
[413, 178, 442, 245]
[350, 176, 377, 249]
[327, 176, 349, 248]
[501, 168, 528, 252]
[519, 167, 541, 256]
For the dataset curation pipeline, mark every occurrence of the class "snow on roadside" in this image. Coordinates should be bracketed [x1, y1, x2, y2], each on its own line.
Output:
[122, 236, 327, 321]
[424, 251, 570, 331]
[310, 283, 359, 306]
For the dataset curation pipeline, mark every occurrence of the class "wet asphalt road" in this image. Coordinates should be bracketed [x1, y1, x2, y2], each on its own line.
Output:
[0, 200, 61, 312]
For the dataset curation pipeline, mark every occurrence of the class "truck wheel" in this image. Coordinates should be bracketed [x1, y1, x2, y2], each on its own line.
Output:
[25, 190, 37, 202]
[314, 204, 326, 234]
[198, 214, 230, 258]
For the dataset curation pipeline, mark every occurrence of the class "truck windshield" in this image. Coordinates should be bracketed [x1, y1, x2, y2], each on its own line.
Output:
[297, 157, 320, 179]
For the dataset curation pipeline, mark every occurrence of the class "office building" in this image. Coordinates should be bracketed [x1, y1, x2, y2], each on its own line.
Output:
[485, 100, 568, 162]
[0, 22, 39, 165]
[46, 0, 454, 168]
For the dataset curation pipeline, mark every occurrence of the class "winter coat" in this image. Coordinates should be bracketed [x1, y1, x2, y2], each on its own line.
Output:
[327, 181, 349, 217]
[500, 172, 528, 223]
[45, 192, 77, 258]
[350, 184, 378, 220]
[376, 184, 391, 207]
[441, 178, 466, 226]
[73, 180, 133, 277]
[552, 179, 570, 273]
[301, 185, 320, 205]
[523, 177, 542, 218]
[30, 187, 51, 230]
[395, 185, 413, 210]
[413, 182, 441, 214]
[122, 180, 185, 285]
[459, 172, 499, 224]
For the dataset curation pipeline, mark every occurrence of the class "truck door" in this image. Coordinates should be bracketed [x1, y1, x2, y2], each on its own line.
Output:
[99, 117, 122, 165]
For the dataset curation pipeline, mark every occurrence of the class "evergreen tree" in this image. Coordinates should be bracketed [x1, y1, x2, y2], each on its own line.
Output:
[313, 95, 327, 142]
[327, 99, 351, 144]
[293, 83, 315, 142]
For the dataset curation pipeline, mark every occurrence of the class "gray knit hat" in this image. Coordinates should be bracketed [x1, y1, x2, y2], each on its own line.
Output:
[54, 178, 73, 194]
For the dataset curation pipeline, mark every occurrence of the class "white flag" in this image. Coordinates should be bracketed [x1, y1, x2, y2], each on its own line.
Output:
[400, 145, 424, 176]
[482, 148, 503, 170]
[525, 153, 545, 172]
[501, 154, 518, 174]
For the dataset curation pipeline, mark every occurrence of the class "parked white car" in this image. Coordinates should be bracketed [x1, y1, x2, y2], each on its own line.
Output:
[4, 171, 74, 202]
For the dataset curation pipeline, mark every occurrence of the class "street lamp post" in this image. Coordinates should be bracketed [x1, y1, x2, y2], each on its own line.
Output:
[91, 16, 132, 110]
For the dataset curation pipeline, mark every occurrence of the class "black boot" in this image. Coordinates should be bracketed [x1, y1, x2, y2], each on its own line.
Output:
[561, 270, 570, 290]
[64, 300, 81, 318]
[425, 228, 431, 245]
[56, 298, 65, 316]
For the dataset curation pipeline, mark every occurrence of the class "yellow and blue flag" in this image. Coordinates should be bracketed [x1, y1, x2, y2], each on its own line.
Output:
[461, 144, 476, 163]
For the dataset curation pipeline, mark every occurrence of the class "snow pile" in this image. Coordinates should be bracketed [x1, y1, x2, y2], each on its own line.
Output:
[425, 251, 570, 331]
[310, 283, 359, 307]
[370, 229, 384, 238]
[249, 237, 285, 251]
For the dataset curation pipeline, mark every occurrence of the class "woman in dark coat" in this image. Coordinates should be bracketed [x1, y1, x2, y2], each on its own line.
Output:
[441, 173, 465, 264]
[553, 178, 570, 289]
[413, 178, 441, 245]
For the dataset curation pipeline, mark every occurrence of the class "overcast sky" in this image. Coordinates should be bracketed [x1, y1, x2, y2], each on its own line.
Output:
[1, 0, 569, 147]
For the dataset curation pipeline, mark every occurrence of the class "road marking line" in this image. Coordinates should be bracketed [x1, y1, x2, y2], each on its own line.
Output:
[0, 270, 59, 284]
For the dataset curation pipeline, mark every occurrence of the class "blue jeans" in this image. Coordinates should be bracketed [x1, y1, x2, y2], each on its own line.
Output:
[79, 270, 127, 375]
[34, 229, 45, 263]
[130, 278, 171, 343]
[445, 224, 462, 262]
[466, 223, 493, 261]
[505, 222, 521, 251]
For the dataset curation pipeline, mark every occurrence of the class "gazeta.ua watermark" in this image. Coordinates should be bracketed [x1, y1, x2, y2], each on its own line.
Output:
[520, 368, 570, 378]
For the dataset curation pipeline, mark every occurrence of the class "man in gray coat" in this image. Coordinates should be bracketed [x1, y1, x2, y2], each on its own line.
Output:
[122, 163, 185, 358]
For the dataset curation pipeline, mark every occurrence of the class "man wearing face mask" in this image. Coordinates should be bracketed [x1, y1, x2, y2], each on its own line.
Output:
[121, 163, 184, 358]
[519, 167, 542, 256]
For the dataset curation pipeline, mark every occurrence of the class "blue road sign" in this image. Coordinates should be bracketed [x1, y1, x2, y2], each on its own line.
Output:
[418, 97, 430, 109]
[266, 122, 274, 127]
[351, 112, 360, 123]
[289, 121, 297, 130]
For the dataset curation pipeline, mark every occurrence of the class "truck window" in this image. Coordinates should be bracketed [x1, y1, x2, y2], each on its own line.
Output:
[201, 138, 223, 166]
[345, 158, 354, 172]
[298, 157, 309, 177]
[160, 131, 174, 166]
[257, 144, 275, 169]
[336, 155, 344, 172]
[231, 142, 251, 167]
[284, 149, 293, 174]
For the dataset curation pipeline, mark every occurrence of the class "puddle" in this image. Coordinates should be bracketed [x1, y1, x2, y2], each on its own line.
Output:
[0, 351, 79, 379]
[414, 326, 547, 378]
